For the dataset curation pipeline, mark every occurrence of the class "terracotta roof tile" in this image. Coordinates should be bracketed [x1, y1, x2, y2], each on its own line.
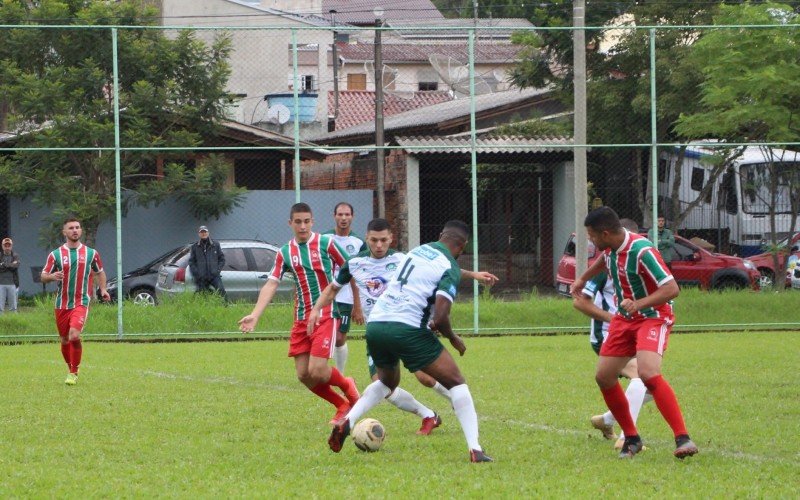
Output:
[337, 42, 525, 64]
[329, 90, 453, 130]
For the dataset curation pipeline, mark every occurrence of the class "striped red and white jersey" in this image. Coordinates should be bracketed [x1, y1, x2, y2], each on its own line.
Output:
[42, 244, 104, 310]
[268, 232, 349, 321]
[604, 230, 674, 320]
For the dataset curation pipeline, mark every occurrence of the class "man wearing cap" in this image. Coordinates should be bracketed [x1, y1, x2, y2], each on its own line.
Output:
[188, 225, 226, 299]
[0, 237, 20, 313]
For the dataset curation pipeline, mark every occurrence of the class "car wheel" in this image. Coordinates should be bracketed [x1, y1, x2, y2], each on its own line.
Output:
[715, 278, 745, 291]
[131, 288, 156, 306]
[757, 268, 774, 289]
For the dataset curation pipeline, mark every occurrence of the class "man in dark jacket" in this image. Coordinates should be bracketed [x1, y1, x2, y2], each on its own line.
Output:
[189, 226, 226, 299]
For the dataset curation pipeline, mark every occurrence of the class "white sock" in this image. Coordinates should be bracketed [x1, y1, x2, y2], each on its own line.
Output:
[334, 344, 348, 373]
[387, 387, 435, 418]
[603, 411, 615, 426]
[346, 380, 391, 427]
[618, 379, 650, 440]
[449, 384, 481, 451]
[431, 382, 451, 401]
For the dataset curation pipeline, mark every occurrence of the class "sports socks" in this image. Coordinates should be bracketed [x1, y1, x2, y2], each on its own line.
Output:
[602, 378, 648, 427]
[60, 342, 70, 367]
[326, 366, 349, 391]
[387, 387, 436, 418]
[346, 380, 391, 426]
[334, 344, 348, 373]
[431, 382, 451, 400]
[600, 382, 638, 438]
[70, 339, 82, 374]
[643, 374, 688, 438]
[310, 383, 348, 408]
[450, 384, 481, 451]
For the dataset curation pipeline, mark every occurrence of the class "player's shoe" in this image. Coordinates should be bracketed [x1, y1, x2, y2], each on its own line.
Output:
[64, 373, 78, 386]
[328, 418, 351, 453]
[329, 404, 350, 425]
[417, 413, 442, 435]
[614, 437, 624, 450]
[343, 377, 360, 406]
[618, 435, 644, 459]
[590, 414, 617, 440]
[674, 435, 699, 459]
[469, 449, 493, 463]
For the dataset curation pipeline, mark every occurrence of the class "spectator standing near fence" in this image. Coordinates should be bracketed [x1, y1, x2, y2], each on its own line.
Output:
[188, 225, 226, 299]
[324, 202, 367, 374]
[648, 216, 676, 266]
[238, 203, 360, 424]
[41, 219, 110, 385]
[571, 207, 697, 460]
[0, 237, 20, 313]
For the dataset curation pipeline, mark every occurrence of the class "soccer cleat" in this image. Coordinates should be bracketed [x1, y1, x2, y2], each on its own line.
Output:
[614, 437, 625, 450]
[343, 377, 360, 406]
[591, 414, 617, 440]
[618, 435, 644, 459]
[64, 373, 78, 386]
[469, 449, 493, 463]
[417, 413, 442, 436]
[328, 418, 351, 453]
[674, 435, 699, 459]
[329, 404, 350, 425]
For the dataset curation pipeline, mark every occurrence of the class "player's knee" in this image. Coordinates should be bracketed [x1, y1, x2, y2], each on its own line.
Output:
[637, 366, 661, 381]
[413, 371, 436, 388]
[595, 371, 616, 389]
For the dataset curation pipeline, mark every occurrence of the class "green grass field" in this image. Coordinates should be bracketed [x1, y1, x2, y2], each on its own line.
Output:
[1, 332, 798, 497]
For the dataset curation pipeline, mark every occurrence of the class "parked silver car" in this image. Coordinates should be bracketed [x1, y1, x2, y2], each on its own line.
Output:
[155, 239, 294, 303]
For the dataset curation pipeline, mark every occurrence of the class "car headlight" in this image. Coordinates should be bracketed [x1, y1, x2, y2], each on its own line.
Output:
[743, 260, 756, 271]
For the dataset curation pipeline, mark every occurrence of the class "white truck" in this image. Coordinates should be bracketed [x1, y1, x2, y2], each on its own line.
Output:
[657, 144, 800, 257]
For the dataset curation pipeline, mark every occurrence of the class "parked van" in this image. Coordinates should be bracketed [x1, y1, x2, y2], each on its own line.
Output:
[657, 144, 800, 257]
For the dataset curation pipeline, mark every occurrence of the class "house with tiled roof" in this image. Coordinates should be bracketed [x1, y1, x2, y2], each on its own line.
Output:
[329, 90, 452, 130]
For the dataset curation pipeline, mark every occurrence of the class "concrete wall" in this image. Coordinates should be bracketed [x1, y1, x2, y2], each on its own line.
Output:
[551, 161, 577, 283]
[9, 190, 371, 295]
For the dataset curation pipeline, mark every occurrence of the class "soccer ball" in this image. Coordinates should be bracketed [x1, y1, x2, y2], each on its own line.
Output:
[352, 418, 386, 452]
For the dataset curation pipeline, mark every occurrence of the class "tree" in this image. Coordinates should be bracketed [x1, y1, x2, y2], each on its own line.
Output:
[675, 2, 800, 288]
[0, 0, 244, 247]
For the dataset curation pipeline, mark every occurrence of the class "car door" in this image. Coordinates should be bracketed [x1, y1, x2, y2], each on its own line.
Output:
[670, 239, 701, 287]
[248, 246, 276, 298]
[219, 246, 251, 301]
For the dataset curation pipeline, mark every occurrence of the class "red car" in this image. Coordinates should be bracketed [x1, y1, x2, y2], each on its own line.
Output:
[747, 233, 800, 288]
[555, 233, 761, 295]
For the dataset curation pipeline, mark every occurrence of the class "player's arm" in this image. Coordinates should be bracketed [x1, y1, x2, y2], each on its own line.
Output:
[430, 294, 466, 356]
[350, 279, 364, 324]
[94, 269, 111, 302]
[573, 293, 613, 323]
[239, 279, 279, 333]
[307, 282, 343, 335]
[461, 269, 499, 286]
[40, 255, 63, 283]
[570, 256, 607, 298]
[620, 278, 679, 315]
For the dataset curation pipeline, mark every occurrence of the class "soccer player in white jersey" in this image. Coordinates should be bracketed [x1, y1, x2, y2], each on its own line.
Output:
[326, 220, 493, 463]
[324, 202, 367, 374]
[310, 218, 498, 436]
[573, 218, 652, 450]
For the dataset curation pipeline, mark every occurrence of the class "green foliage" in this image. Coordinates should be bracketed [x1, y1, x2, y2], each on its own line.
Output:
[0, 333, 797, 496]
[0, 0, 240, 247]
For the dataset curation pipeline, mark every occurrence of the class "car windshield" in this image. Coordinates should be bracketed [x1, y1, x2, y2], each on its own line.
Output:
[164, 247, 190, 266]
[141, 247, 185, 270]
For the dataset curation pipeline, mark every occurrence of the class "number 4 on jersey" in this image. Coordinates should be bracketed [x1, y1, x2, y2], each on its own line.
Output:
[396, 260, 415, 289]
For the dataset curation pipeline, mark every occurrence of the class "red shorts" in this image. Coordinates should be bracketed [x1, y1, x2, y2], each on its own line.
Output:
[599, 314, 674, 357]
[55, 306, 89, 338]
[288, 316, 338, 359]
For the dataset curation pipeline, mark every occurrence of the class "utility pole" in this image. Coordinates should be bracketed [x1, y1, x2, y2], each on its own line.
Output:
[330, 10, 339, 129]
[573, 0, 588, 277]
[374, 17, 386, 218]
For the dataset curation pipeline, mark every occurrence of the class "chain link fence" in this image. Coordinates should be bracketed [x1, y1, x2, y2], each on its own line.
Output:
[2, 11, 800, 338]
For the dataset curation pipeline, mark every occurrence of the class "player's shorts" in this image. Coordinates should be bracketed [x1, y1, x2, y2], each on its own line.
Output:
[334, 302, 352, 334]
[288, 316, 339, 359]
[599, 314, 674, 358]
[365, 321, 444, 373]
[55, 306, 89, 338]
[591, 341, 602, 355]
[367, 351, 377, 378]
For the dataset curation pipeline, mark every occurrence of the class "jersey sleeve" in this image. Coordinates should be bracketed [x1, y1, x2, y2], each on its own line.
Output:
[42, 251, 59, 273]
[334, 260, 352, 288]
[268, 248, 287, 281]
[640, 247, 673, 286]
[582, 271, 607, 298]
[91, 251, 103, 273]
[327, 237, 349, 266]
[436, 263, 462, 303]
